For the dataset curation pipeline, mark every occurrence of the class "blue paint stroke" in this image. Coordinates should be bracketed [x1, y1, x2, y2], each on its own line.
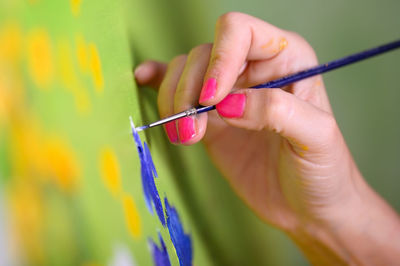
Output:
[130, 117, 165, 226]
[149, 233, 171, 266]
[165, 198, 193, 266]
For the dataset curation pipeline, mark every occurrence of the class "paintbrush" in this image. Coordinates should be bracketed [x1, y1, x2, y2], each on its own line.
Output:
[136, 39, 400, 131]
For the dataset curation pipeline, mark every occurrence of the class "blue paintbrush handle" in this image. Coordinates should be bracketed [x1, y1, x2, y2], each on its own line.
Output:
[196, 39, 400, 115]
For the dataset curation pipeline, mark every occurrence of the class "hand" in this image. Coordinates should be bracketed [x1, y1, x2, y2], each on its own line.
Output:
[135, 12, 400, 265]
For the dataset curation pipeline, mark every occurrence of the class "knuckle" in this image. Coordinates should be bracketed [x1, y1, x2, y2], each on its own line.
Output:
[216, 12, 244, 28]
[264, 91, 289, 132]
[287, 31, 317, 61]
[169, 54, 187, 68]
[189, 43, 212, 57]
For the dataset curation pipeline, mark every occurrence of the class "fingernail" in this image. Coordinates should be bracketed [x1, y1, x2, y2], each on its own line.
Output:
[164, 121, 178, 143]
[134, 64, 145, 77]
[199, 78, 217, 103]
[178, 117, 196, 143]
[216, 93, 246, 118]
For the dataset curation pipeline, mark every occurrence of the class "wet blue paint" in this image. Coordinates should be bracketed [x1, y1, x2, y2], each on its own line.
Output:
[149, 233, 172, 266]
[165, 198, 192, 266]
[130, 117, 165, 226]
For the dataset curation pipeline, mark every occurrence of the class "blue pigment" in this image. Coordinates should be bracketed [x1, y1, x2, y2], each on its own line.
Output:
[130, 117, 165, 226]
[149, 233, 172, 266]
[165, 198, 193, 266]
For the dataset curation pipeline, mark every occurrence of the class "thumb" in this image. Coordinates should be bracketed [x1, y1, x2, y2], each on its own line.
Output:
[215, 88, 338, 152]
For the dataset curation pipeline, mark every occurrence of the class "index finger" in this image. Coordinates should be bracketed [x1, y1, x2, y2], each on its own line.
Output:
[199, 12, 313, 105]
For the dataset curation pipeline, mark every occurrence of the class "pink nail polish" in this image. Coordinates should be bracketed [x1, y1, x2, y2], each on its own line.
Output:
[164, 121, 178, 143]
[199, 78, 217, 103]
[216, 93, 246, 118]
[178, 117, 196, 143]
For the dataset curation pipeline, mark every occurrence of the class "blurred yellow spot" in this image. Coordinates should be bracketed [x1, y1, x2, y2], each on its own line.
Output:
[261, 38, 273, 49]
[44, 137, 81, 192]
[0, 22, 22, 64]
[99, 148, 121, 197]
[58, 40, 91, 114]
[8, 181, 44, 264]
[122, 194, 141, 239]
[279, 38, 288, 51]
[27, 29, 54, 89]
[88, 43, 104, 93]
[75, 35, 89, 73]
[71, 0, 81, 16]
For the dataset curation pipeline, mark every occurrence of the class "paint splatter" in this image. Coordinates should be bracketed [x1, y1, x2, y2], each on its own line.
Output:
[261, 38, 273, 49]
[58, 39, 91, 114]
[27, 29, 54, 89]
[88, 43, 104, 93]
[122, 194, 142, 239]
[44, 137, 81, 192]
[149, 233, 171, 266]
[279, 38, 288, 51]
[70, 0, 82, 16]
[99, 148, 121, 197]
[164, 198, 192, 266]
[0, 22, 22, 65]
[129, 117, 165, 226]
[76, 35, 89, 73]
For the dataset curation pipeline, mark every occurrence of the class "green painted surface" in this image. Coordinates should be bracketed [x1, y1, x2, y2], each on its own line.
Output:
[0, 0, 399, 265]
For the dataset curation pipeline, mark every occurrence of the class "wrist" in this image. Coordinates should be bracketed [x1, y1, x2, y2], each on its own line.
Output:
[286, 169, 400, 265]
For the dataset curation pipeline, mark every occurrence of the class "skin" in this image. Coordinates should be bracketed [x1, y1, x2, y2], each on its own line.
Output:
[134, 12, 400, 265]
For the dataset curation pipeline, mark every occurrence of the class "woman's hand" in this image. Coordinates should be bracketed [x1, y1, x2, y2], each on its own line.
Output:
[135, 12, 400, 265]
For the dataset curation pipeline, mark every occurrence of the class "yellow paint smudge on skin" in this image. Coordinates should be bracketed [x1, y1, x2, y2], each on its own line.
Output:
[314, 79, 322, 88]
[261, 38, 274, 49]
[27, 29, 54, 89]
[99, 148, 121, 197]
[71, 0, 82, 16]
[279, 38, 288, 51]
[88, 43, 104, 93]
[58, 40, 91, 114]
[122, 194, 142, 239]
[287, 137, 309, 157]
[75, 35, 89, 73]
[271, 38, 288, 54]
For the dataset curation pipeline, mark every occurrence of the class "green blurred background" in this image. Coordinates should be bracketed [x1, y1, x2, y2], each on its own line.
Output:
[0, 0, 399, 265]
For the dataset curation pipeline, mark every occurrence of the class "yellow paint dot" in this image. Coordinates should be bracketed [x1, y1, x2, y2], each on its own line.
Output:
[27, 29, 54, 89]
[88, 43, 104, 93]
[58, 40, 91, 115]
[99, 148, 121, 197]
[122, 194, 142, 239]
[71, 0, 82, 16]
[75, 35, 89, 73]
[0, 22, 22, 64]
[44, 137, 81, 192]
[8, 181, 45, 264]
[279, 38, 288, 51]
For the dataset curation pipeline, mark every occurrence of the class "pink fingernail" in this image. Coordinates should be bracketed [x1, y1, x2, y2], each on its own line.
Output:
[216, 93, 246, 118]
[178, 117, 196, 143]
[164, 121, 178, 143]
[199, 78, 217, 103]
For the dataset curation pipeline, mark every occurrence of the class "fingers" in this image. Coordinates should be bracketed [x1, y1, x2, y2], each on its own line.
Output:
[134, 60, 167, 89]
[173, 44, 212, 145]
[199, 12, 317, 107]
[156, 55, 187, 144]
[215, 88, 338, 153]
